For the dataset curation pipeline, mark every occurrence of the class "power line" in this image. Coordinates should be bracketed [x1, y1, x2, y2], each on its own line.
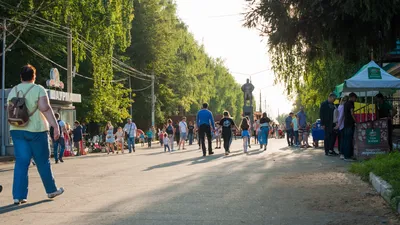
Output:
[131, 83, 152, 92]
[7, 30, 127, 83]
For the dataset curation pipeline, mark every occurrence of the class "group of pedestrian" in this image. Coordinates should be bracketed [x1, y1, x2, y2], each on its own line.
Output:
[284, 108, 311, 148]
[320, 92, 358, 161]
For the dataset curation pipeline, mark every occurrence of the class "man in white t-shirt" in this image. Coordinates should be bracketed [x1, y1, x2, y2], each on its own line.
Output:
[123, 118, 137, 153]
[178, 117, 188, 150]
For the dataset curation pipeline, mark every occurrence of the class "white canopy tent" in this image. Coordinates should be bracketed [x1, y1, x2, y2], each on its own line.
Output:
[342, 61, 400, 92]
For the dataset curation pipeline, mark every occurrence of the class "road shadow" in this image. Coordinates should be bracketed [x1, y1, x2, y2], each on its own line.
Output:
[143, 153, 222, 171]
[0, 199, 53, 214]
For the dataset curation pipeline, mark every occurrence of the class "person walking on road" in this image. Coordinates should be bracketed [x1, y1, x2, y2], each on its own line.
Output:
[105, 122, 115, 154]
[292, 115, 299, 147]
[196, 103, 215, 157]
[188, 121, 195, 145]
[240, 117, 251, 153]
[219, 111, 236, 155]
[8, 64, 64, 205]
[178, 117, 188, 150]
[72, 121, 83, 156]
[165, 119, 175, 151]
[174, 121, 180, 147]
[146, 127, 153, 148]
[285, 113, 294, 146]
[297, 107, 307, 146]
[259, 112, 271, 151]
[115, 127, 125, 153]
[163, 133, 171, 152]
[253, 119, 259, 144]
[51, 113, 67, 163]
[320, 93, 338, 156]
[123, 119, 137, 153]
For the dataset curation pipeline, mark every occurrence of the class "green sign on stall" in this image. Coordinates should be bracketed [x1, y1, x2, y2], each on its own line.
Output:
[366, 129, 381, 145]
[368, 67, 382, 79]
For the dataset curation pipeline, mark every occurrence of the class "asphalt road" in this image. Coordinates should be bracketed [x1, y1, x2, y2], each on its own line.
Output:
[0, 138, 399, 225]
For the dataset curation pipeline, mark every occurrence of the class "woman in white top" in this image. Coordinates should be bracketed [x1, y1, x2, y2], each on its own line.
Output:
[105, 121, 115, 154]
[292, 115, 299, 146]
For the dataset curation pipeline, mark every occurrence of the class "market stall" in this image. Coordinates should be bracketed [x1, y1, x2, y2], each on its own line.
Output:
[336, 61, 400, 159]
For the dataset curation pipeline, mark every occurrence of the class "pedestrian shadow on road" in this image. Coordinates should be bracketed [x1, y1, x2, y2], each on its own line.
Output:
[0, 199, 52, 214]
[143, 153, 223, 171]
[142, 148, 200, 156]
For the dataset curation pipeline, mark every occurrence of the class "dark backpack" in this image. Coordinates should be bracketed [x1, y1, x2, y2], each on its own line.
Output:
[8, 85, 38, 127]
[50, 120, 63, 140]
[166, 125, 173, 134]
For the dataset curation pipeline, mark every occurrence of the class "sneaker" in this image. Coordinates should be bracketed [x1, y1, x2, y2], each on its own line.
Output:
[249, 145, 252, 148]
[329, 151, 339, 156]
[55, 160, 59, 164]
[340, 154, 344, 159]
[325, 153, 333, 156]
[0, 185, 2, 193]
[48, 187, 65, 199]
[59, 158, 64, 163]
[209, 151, 214, 155]
[225, 152, 229, 156]
[13, 199, 27, 205]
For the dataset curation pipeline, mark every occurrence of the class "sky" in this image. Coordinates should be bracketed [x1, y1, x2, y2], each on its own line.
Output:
[175, 0, 293, 120]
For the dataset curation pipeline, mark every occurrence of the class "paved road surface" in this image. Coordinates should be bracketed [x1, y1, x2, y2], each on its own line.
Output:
[0, 138, 399, 225]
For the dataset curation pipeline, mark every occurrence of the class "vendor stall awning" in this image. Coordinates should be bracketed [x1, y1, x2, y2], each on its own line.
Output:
[343, 61, 400, 92]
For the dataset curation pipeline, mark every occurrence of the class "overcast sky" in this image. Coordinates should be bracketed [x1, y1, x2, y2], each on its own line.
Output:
[175, 0, 293, 120]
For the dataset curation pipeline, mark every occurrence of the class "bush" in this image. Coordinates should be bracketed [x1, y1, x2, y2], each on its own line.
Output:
[350, 152, 400, 197]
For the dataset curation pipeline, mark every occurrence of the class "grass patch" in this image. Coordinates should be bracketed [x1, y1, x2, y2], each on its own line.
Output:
[350, 152, 400, 197]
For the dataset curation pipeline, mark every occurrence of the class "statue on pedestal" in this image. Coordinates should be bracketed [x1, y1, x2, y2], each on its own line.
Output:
[241, 79, 255, 106]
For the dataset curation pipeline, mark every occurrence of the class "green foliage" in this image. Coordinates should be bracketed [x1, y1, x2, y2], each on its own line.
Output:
[1, 0, 134, 123]
[245, 0, 400, 122]
[350, 152, 400, 197]
[125, 0, 244, 127]
[276, 114, 288, 126]
[2, 0, 244, 126]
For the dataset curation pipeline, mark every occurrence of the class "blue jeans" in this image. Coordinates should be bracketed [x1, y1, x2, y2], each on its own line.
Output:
[127, 137, 135, 153]
[164, 144, 170, 152]
[188, 133, 194, 145]
[11, 130, 58, 199]
[294, 130, 299, 145]
[53, 137, 65, 161]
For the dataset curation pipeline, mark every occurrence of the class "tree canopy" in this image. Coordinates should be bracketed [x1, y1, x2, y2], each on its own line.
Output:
[245, 0, 400, 122]
[1, 0, 246, 127]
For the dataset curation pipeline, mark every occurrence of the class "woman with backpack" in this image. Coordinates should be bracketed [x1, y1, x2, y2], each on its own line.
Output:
[7, 65, 64, 204]
[165, 119, 175, 151]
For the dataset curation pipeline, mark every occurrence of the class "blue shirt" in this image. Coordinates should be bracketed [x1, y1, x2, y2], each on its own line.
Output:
[297, 111, 307, 128]
[196, 109, 215, 130]
[285, 116, 292, 130]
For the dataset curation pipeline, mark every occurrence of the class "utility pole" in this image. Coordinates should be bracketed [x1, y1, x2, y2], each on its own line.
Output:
[129, 76, 132, 117]
[151, 74, 155, 128]
[259, 91, 262, 112]
[67, 29, 73, 93]
[1, 19, 6, 156]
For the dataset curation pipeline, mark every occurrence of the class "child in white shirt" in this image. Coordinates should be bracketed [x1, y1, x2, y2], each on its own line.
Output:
[163, 134, 171, 152]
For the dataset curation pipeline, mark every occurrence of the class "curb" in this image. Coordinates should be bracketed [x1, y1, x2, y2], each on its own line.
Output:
[369, 172, 400, 214]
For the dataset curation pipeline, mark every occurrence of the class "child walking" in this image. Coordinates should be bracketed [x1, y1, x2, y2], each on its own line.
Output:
[115, 127, 125, 154]
[140, 133, 145, 147]
[146, 128, 153, 148]
[163, 134, 171, 152]
[215, 123, 222, 149]
[240, 117, 251, 154]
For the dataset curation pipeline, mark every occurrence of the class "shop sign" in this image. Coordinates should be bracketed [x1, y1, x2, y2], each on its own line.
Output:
[47, 90, 81, 103]
[366, 128, 381, 144]
[368, 67, 382, 79]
